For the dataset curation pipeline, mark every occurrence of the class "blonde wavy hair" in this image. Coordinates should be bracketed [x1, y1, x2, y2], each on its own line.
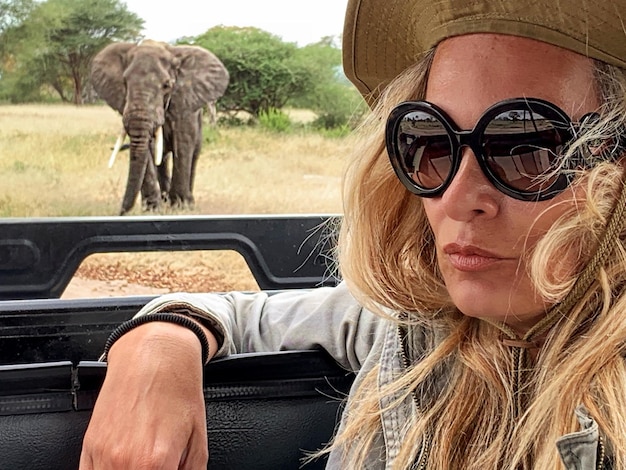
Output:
[331, 49, 626, 469]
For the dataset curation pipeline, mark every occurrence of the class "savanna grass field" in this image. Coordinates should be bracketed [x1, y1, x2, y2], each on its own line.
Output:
[0, 104, 350, 296]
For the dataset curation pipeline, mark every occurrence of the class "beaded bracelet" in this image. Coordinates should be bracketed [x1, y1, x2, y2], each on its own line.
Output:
[101, 312, 210, 365]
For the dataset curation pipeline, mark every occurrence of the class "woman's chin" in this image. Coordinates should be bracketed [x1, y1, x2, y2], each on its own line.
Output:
[462, 310, 547, 336]
[451, 293, 548, 333]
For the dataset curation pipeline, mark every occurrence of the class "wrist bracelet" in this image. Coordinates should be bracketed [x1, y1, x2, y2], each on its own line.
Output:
[102, 313, 210, 365]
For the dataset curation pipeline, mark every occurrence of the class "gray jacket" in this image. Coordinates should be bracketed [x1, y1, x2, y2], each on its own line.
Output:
[135, 282, 605, 469]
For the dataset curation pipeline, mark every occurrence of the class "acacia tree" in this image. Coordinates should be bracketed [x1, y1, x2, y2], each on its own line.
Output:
[0, 0, 34, 35]
[186, 26, 312, 117]
[0, 0, 35, 78]
[1, 0, 143, 103]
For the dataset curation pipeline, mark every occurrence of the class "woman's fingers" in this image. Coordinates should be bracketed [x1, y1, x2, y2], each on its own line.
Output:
[78, 450, 93, 470]
[180, 421, 209, 470]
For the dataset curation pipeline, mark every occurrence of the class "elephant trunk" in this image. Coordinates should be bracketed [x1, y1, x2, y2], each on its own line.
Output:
[119, 117, 153, 215]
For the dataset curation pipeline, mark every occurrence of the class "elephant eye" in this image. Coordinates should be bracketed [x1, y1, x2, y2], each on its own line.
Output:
[162, 80, 172, 91]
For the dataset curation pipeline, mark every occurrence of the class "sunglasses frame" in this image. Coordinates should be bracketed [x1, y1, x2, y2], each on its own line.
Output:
[385, 97, 579, 201]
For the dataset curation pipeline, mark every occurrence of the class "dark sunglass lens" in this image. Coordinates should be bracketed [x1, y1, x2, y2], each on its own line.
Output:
[483, 109, 565, 193]
[396, 111, 454, 190]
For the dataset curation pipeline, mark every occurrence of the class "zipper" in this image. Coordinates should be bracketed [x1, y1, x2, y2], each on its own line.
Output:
[596, 434, 605, 470]
[397, 324, 431, 470]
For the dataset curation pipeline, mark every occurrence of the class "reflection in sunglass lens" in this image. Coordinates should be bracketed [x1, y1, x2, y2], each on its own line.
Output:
[483, 109, 565, 193]
[397, 111, 453, 190]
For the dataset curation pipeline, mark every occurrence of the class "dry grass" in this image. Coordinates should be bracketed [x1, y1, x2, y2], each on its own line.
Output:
[0, 103, 349, 295]
[0, 104, 347, 216]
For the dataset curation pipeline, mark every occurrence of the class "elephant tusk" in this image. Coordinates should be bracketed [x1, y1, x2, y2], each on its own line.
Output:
[108, 128, 127, 168]
[154, 126, 164, 166]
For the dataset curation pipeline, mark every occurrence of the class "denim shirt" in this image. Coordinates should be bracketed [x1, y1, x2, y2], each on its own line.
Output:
[557, 407, 605, 470]
[135, 283, 605, 470]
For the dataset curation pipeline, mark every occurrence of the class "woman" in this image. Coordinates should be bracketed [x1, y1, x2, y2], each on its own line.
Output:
[80, 0, 626, 468]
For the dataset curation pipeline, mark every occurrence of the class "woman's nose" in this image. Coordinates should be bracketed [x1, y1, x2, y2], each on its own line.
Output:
[439, 147, 500, 221]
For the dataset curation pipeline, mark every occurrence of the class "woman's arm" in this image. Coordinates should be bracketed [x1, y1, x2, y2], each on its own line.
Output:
[79, 282, 381, 469]
[132, 281, 380, 370]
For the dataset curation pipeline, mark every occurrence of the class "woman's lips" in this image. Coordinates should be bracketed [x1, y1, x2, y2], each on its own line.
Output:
[443, 244, 508, 272]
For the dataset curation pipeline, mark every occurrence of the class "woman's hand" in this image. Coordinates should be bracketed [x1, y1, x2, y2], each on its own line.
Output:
[79, 321, 214, 469]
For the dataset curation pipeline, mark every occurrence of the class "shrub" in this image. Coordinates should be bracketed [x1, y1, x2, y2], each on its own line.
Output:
[217, 114, 246, 127]
[188, 27, 310, 117]
[258, 108, 292, 133]
[316, 123, 352, 138]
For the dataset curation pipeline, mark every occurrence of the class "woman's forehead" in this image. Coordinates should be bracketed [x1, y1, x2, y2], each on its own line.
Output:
[425, 33, 600, 122]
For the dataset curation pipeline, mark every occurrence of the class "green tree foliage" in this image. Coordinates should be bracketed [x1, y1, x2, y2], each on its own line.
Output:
[186, 26, 312, 118]
[185, 28, 365, 129]
[0, 0, 34, 35]
[0, 0, 35, 79]
[290, 36, 367, 129]
[0, 0, 143, 104]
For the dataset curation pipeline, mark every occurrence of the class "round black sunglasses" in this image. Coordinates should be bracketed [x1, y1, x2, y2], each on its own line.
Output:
[385, 97, 602, 201]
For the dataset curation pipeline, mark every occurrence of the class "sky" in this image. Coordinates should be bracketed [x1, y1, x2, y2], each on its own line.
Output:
[122, 0, 350, 46]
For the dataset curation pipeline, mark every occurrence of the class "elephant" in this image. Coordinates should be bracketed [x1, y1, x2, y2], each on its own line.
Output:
[90, 39, 229, 215]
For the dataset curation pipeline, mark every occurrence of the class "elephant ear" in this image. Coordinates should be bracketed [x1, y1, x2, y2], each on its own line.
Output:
[90, 42, 136, 114]
[168, 45, 230, 114]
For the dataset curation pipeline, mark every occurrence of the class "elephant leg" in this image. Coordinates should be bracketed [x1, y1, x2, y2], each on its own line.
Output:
[169, 112, 201, 208]
[158, 125, 174, 201]
[189, 112, 203, 194]
[141, 153, 161, 211]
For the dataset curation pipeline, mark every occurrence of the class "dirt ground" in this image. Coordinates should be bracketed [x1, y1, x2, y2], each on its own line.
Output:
[61, 256, 259, 299]
[62, 277, 170, 298]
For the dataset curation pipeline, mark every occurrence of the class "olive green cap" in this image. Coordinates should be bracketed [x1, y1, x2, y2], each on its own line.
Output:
[343, 0, 626, 104]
